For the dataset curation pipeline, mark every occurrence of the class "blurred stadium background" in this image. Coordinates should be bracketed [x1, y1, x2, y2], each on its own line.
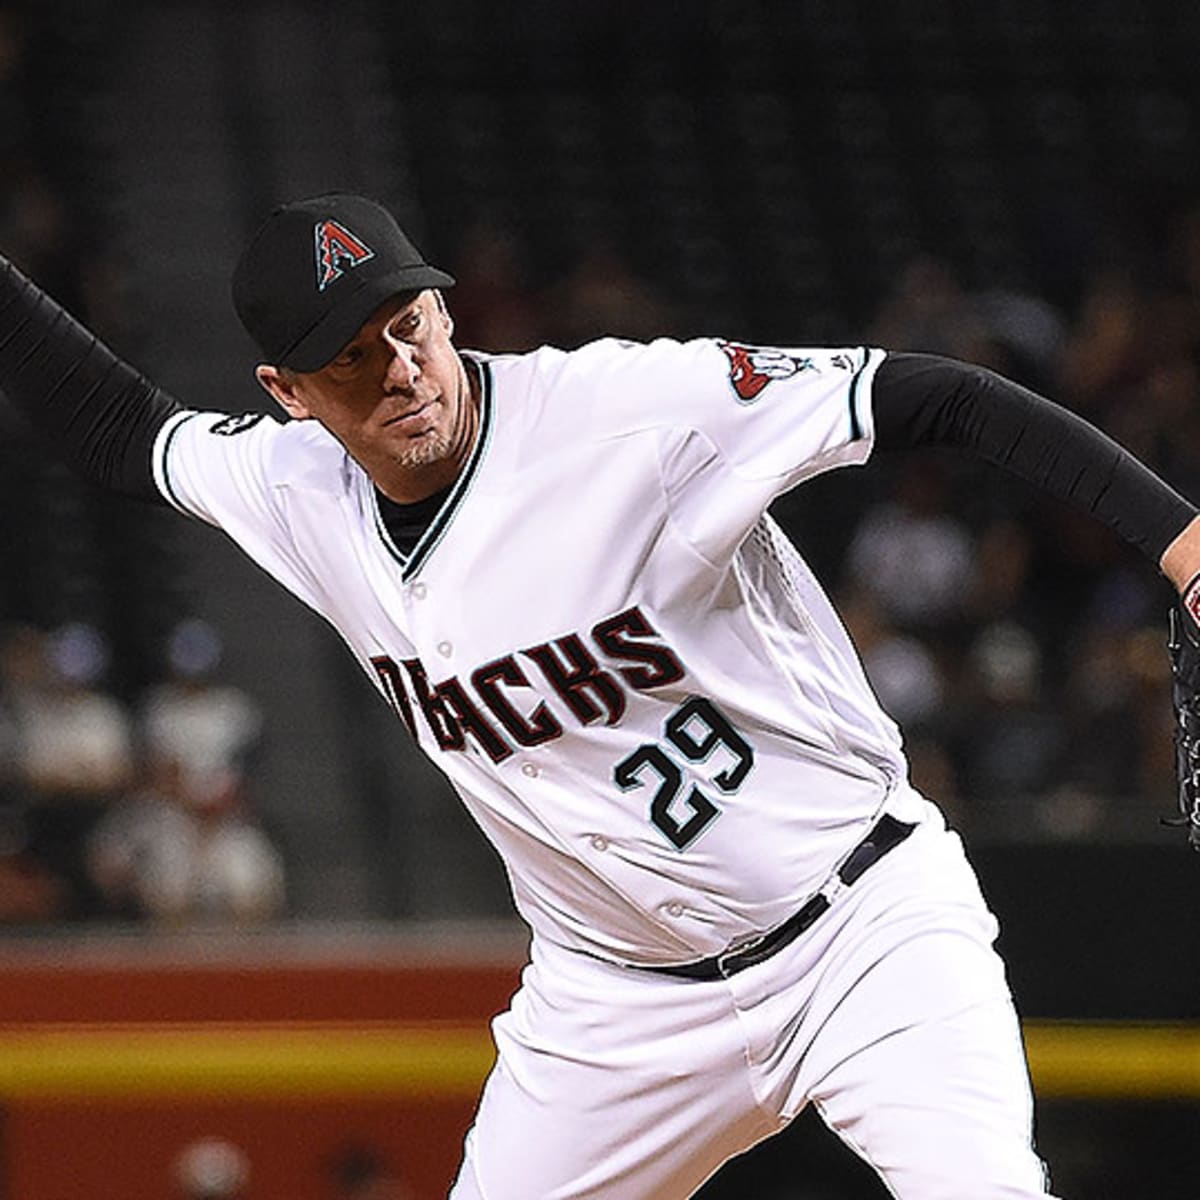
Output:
[0, 0, 1197, 1195]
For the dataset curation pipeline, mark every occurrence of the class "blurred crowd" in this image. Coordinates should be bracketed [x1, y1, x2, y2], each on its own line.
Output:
[0, 4, 1197, 935]
[0, 7, 285, 930]
[0, 617, 284, 927]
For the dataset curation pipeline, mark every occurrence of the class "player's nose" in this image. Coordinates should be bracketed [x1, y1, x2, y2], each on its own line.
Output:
[382, 337, 421, 390]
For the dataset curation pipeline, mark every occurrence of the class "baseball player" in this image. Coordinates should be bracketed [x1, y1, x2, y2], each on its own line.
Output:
[3, 192, 1199, 1199]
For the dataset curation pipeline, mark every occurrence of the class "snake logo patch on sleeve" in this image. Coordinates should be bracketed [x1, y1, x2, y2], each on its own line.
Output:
[719, 341, 815, 402]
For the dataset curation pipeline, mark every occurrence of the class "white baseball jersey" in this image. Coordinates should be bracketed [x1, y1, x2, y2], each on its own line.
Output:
[152, 336, 916, 966]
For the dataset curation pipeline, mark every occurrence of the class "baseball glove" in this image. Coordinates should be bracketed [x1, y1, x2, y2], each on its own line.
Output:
[1168, 593, 1200, 850]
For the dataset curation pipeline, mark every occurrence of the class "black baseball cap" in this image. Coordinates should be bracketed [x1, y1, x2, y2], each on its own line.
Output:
[231, 193, 456, 373]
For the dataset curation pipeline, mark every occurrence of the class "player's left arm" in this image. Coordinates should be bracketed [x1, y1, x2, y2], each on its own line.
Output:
[872, 351, 1200, 847]
[871, 351, 1199, 591]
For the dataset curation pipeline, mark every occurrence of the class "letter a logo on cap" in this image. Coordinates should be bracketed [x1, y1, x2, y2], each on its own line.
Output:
[313, 219, 376, 291]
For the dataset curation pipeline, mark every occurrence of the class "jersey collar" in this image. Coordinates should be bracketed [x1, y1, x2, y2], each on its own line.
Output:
[370, 354, 493, 580]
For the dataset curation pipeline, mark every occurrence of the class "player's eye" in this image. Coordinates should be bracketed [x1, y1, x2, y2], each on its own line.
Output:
[388, 311, 422, 341]
[331, 346, 364, 370]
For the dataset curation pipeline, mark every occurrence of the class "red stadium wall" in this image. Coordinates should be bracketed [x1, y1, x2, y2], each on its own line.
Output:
[0, 931, 527, 1200]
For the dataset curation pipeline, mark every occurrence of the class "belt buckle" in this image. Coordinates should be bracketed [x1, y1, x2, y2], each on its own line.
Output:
[715, 935, 764, 978]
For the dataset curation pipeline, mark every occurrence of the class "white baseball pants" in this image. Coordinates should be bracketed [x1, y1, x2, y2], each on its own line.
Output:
[450, 815, 1057, 1199]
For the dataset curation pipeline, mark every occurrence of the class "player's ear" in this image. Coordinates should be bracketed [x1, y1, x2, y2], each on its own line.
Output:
[255, 364, 312, 421]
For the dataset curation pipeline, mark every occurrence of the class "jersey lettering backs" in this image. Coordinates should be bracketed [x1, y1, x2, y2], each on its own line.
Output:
[370, 605, 686, 761]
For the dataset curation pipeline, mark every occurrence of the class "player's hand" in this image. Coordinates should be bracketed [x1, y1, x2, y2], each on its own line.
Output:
[1167, 578, 1200, 850]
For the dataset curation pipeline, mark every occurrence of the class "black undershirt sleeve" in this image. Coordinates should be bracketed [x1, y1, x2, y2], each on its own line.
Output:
[0, 256, 183, 501]
[871, 351, 1197, 565]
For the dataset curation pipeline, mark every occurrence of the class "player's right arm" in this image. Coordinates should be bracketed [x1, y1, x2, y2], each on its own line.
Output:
[0, 255, 183, 500]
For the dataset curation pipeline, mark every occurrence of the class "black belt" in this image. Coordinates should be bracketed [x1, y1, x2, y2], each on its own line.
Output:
[641, 814, 916, 982]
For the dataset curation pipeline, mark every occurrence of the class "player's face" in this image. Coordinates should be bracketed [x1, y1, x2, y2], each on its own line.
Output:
[258, 290, 477, 503]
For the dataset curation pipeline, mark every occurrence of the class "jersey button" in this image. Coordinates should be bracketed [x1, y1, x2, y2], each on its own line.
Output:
[411, 582, 428, 600]
[590, 835, 608, 851]
[436, 640, 453, 657]
[520, 762, 539, 778]
[666, 902, 684, 918]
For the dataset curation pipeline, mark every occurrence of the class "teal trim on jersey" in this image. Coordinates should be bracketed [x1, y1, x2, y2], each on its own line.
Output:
[371, 495, 413, 568]
[372, 357, 495, 579]
[156, 410, 205, 515]
[847, 348, 868, 442]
